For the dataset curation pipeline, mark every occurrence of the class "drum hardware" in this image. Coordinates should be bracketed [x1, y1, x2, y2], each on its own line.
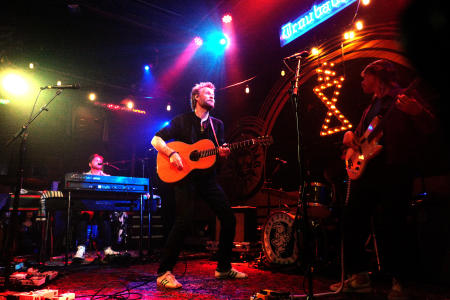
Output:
[261, 187, 298, 218]
[302, 182, 333, 219]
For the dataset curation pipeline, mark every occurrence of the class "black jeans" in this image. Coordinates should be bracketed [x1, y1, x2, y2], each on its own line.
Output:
[157, 173, 236, 275]
[343, 159, 413, 279]
[75, 211, 112, 249]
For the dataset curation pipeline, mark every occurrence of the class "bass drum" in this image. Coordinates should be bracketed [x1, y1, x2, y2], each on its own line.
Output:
[262, 211, 299, 265]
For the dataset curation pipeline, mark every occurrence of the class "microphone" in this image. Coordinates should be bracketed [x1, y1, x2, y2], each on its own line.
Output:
[275, 157, 287, 164]
[40, 83, 80, 90]
[283, 50, 309, 60]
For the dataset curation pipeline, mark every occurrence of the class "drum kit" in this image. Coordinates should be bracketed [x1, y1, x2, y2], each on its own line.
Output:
[261, 181, 333, 266]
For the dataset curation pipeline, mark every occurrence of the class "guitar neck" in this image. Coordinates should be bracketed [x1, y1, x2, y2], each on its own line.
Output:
[198, 139, 258, 158]
[367, 102, 396, 142]
[366, 78, 419, 142]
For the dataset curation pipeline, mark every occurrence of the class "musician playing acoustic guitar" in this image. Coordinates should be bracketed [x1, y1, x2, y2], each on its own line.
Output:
[330, 60, 436, 299]
[151, 82, 247, 289]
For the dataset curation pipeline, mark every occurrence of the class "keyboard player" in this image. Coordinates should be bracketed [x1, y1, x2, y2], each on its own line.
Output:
[73, 153, 123, 262]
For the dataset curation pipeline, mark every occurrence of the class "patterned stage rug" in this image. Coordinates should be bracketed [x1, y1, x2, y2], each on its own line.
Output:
[43, 257, 450, 300]
[43, 257, 334, 299]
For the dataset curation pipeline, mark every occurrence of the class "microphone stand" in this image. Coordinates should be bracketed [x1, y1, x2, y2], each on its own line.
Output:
[103, 163, 120, 171]
[287, 56, 315, 299]
[2, 89, 62, 290]
[285, 57, 346, 300]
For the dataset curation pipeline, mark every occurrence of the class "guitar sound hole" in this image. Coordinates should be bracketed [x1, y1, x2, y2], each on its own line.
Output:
[190, 150, 200, 161]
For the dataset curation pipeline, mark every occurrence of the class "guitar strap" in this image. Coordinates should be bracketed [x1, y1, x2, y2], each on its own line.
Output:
[209, 117, 220, 146]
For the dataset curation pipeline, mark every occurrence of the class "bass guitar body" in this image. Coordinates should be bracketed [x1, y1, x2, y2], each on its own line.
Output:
[345, 116, 383, 180]
[156, 139, 216, 183]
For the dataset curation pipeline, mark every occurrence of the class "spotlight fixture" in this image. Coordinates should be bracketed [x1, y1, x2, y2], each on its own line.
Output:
[311, 47, 320, 56]
[88, 93, 96, 101]
[56, 81, 62, 86]
[245, 85, 250, 94]
[2, 73, 29, 95]
[166, 103, 171, 111]
[344, 31, 355, 40]
[222, 14, 232, 24]
[219, 34, 230, 48]
[127, 101, 134, 109]
[29, 62, 34, 69]
[194, 37, 203, 46]
[144, 65, 151, 71]
[355, 20, 363, 30]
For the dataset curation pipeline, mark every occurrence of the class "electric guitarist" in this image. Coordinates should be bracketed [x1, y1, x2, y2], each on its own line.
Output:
[151, 82, 247, 290]
[331, 60, 435, 297]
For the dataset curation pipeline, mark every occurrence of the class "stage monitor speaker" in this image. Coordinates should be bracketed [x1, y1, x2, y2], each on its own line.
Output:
[216, 206, 257, 242]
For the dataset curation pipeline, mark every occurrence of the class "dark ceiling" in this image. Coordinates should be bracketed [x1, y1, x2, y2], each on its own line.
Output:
[1, 0, 302, 101]
[1, 0, 413, 105]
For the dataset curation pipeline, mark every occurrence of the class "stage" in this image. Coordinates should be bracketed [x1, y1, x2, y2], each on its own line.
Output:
[3, 251, 446, 300]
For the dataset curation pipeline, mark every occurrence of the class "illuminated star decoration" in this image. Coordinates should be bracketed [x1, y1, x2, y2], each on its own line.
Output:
[313, 62, 352, 136]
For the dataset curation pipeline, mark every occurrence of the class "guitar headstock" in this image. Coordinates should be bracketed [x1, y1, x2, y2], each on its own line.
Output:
[255, 135, 273, 146]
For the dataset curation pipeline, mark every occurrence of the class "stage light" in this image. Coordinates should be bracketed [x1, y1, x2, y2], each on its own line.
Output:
[95, 102, 146, 114]
[222, 14, 232, 24]
[88, 92, 96, 101]
[281, 70, 286, 77]
[127, 101, 134, 109]
[204, 31, 231, 53]
[311, 47, 320, 56]
[56, 81, 62, 86]
[344, 31, 355, 40]
[194, 37, 203, 47]
[2, 73, 29, 95]
[0, 99, 10, 105]
[166, 103, 171, 111]
[29, 63, 34, 69]
[245, 85, 250, 94]
[221, 34, 231, 48]
[144, 65, 150, 71]
[355, 20, 363, 30]
[362, 0, 370, 5]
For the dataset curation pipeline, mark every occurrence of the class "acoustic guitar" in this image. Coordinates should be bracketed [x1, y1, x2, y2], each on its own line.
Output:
[157, 136, 273, 183]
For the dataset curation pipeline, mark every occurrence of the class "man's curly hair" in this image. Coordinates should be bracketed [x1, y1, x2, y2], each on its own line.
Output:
[190, 82, 215, 111]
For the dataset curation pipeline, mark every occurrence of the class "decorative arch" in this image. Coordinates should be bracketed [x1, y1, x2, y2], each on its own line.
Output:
[259, 22, 413, 136]
[223, 22, 416, 200]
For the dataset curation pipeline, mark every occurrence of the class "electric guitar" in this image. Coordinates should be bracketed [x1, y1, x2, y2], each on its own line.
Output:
[157, 136, 273, 183]
[345, 79, 420, 180]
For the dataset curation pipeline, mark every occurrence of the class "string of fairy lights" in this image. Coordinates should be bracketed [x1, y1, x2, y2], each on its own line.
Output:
[313, 62, 352, 136]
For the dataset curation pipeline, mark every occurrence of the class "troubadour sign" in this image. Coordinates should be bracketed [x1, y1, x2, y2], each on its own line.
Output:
[280, 0, 357, 46]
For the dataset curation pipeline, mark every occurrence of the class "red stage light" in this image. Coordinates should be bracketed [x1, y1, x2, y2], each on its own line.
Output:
[194, 37, 203, 46]
[222, 14, 232, 24]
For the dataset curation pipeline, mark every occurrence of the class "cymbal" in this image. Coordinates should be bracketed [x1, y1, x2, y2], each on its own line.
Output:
[261, 188, 299, 200]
